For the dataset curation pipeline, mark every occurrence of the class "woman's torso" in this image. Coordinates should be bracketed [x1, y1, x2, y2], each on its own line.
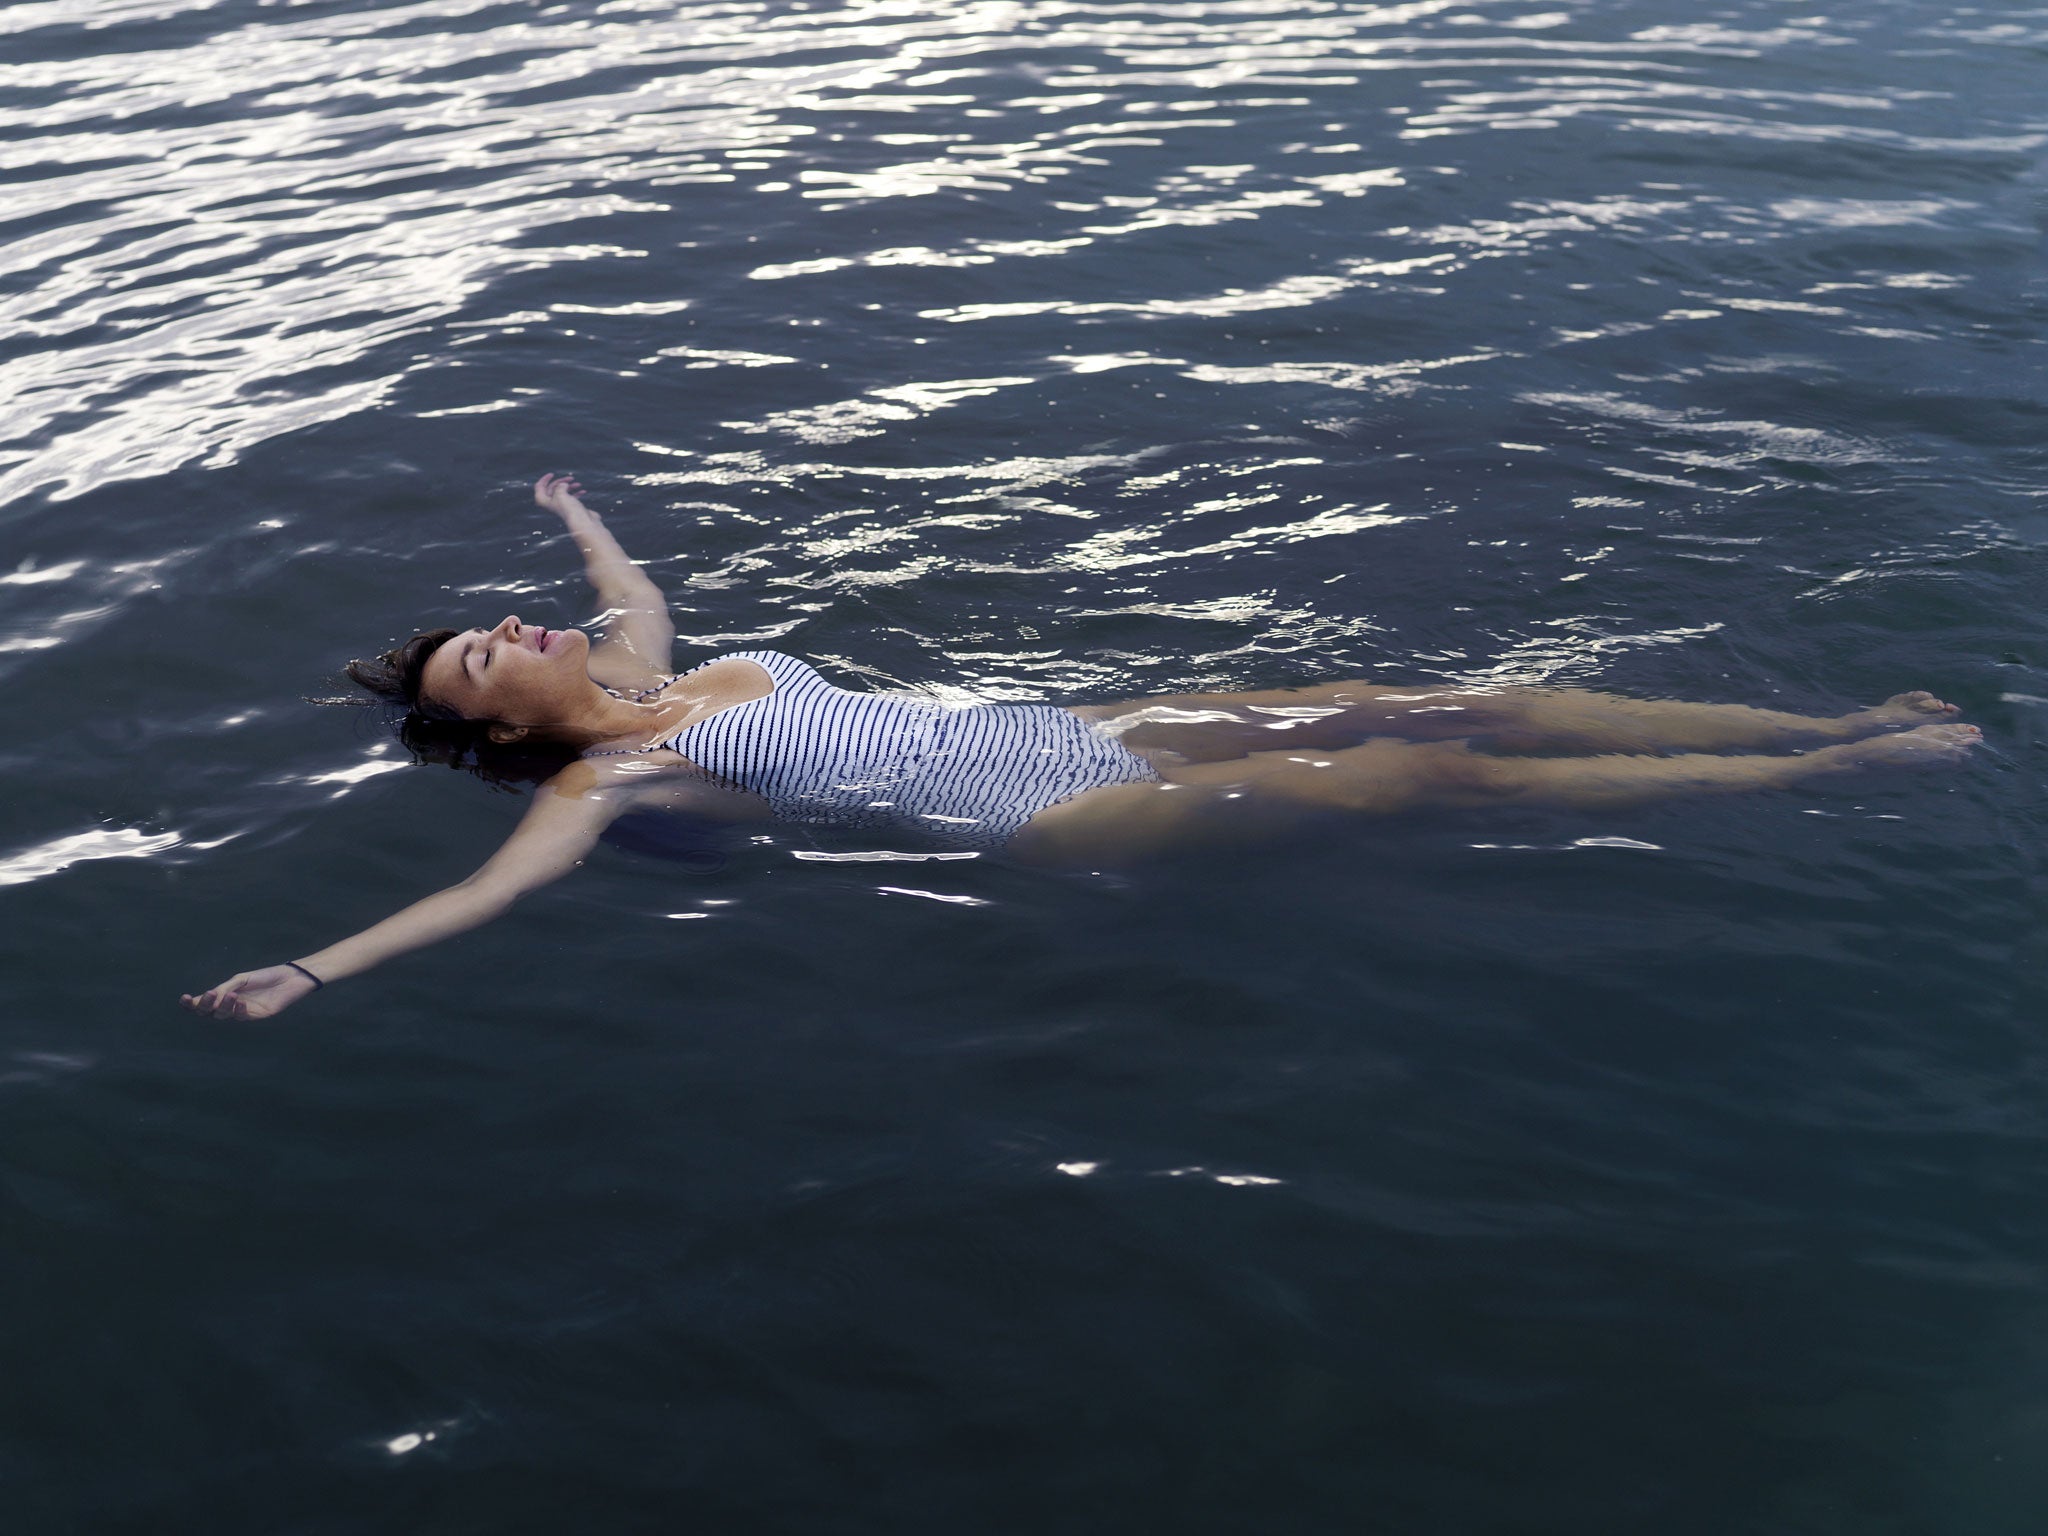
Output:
[616, 650, 1156, 845]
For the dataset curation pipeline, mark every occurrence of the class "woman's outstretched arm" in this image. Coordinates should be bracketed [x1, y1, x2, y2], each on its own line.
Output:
[534, 472, 676, 689]
[183, 765, 656, 1021]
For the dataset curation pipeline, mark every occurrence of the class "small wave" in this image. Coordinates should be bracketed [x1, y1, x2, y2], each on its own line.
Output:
[0, 827, 186, 888]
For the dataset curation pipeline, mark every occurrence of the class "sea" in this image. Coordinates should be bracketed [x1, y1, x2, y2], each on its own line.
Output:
[3, 1, 2046, 1530]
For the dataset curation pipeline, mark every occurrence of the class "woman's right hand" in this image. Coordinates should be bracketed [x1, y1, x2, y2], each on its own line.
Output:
[181, 964, 321, 1021]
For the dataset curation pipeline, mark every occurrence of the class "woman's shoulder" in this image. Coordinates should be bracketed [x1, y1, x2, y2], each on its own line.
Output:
[688, 649, 818, 685]
[544, 756, 768, 820]
[696, 647, 803, 668]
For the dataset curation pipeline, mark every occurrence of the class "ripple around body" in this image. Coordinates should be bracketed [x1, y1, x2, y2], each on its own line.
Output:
[3, 0, 2047, 1531]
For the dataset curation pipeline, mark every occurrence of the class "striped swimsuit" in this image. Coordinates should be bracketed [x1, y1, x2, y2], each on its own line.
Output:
[652, 651, 1158, 847]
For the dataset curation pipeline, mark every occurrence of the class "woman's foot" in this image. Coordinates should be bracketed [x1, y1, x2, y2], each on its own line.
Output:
[1859, 696, 1949, 729]
[1828, 721, 1982, 768]
[1838, 691, 1963, 738]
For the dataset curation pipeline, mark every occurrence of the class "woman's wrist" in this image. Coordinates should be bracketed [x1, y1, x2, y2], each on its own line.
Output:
[285, 960, 326, 990]
[292, 950, 356, 985]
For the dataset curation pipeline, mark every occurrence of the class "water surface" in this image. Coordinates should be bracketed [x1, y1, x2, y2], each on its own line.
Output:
[4, 1, 2048, 1530]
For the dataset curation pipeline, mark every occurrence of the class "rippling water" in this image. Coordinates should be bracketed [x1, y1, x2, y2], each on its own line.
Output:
[5, 0, 2048, 1529]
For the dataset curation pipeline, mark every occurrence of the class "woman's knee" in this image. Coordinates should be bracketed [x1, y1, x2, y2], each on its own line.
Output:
[1399, 741, 1530, 806]
[1232, 740, 1495, 814]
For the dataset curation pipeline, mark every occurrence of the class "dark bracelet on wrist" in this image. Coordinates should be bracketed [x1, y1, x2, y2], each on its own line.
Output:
[286, 960, 326, 990]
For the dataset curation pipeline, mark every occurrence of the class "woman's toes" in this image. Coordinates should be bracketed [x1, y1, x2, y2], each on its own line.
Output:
[1884, 690, 1958, 716]
[1841, 722, 1981, 767]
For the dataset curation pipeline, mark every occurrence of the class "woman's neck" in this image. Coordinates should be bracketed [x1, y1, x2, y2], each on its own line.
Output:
[556, 676, 699, 751]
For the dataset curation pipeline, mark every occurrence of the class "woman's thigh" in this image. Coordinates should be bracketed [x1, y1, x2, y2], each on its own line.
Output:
[1068, 682, 1499, 763]
[1008, 736, 1486, 864]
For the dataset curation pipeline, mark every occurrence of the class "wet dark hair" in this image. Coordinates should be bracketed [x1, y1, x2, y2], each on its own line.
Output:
[342, 628, 577, 791]
[345, 627, 462, 716]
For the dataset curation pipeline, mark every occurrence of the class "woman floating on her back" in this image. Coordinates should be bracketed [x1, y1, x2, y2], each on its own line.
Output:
[183, 475, 1979, 1019]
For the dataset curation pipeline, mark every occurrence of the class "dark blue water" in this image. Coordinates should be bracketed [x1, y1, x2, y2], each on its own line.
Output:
[5, 0, 2048, 1529]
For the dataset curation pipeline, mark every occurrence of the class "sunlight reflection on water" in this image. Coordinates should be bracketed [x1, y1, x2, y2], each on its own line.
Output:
[3, 1, 2045, 1529]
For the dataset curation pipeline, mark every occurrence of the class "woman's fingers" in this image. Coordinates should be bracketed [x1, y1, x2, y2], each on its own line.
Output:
[534, 472, 586, 515]
[183, 963, 320, 1020]
[182, 974, 257, 1019]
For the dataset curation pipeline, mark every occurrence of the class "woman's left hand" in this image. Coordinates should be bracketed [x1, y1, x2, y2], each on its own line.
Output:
[534, 471, 593, 522]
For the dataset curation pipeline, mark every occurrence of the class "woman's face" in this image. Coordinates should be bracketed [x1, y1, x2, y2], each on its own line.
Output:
[419, 615, 590, 725]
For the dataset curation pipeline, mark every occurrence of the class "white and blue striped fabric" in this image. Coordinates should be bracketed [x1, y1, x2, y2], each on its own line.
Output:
[660, 651, 1158, 846]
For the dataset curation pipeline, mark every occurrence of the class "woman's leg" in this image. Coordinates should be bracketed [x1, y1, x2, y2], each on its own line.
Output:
[1071, 684, 1958, 761]
[1010, 723, 1980, 865]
